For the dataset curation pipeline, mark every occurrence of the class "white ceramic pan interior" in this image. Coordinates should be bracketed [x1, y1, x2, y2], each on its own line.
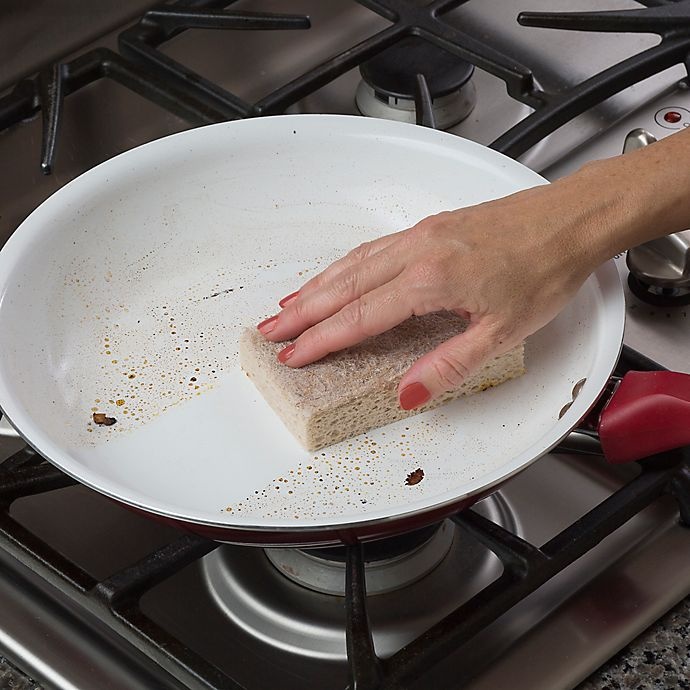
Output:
[0, 115, 624, 532]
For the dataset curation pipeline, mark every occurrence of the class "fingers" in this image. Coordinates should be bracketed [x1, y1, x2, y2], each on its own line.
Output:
[278, 278, 413, 368]
[262, 244, 406, 342]
[279, 231, 406, 306]
[398, 322, 498, 410]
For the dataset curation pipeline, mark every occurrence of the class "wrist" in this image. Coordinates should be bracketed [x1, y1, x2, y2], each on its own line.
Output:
[533, 161, 626, 281]
[567, 128, 690, 267]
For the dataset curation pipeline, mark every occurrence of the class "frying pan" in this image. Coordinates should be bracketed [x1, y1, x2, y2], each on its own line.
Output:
[0, 115, 688, 547]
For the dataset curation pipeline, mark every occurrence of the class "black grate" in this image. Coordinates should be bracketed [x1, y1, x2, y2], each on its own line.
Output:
[496, 0, 690, 156]
[0, 347, 689, 690]
[342, 346, 690, 689]
[0, 4, 311, 174]
[118, 0, 690, 160]
[0, 454, 228, 689]
[4, 0, 690, 172]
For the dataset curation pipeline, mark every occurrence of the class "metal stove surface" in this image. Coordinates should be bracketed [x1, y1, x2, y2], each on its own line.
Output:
[0, 0, 683, 243]
[1, 448, 688, 690]
[1, 1, 690, 689]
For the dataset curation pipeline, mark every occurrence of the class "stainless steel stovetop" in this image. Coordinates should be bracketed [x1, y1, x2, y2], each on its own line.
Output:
[1, 1, 690, 689]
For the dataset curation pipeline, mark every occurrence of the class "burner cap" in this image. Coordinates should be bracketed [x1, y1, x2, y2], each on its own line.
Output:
[360, 37, 474, 100]
[627, 274, 690, 306]
[265, 522, 452, 595]
[356, 37, 476, 129]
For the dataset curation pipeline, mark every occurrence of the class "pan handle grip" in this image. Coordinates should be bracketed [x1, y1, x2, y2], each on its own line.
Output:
[598, 371, 690, 463]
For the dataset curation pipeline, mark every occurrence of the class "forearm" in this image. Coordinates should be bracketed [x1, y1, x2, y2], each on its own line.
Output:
[562, 127, 690, 269]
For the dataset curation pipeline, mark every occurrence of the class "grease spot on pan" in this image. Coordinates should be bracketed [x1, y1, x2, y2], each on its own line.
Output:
[62, 239, 356, 447]
[223, 423, 442, 518]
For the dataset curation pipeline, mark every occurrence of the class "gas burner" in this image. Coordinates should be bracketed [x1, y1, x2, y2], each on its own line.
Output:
[355, 37, 476, 129]
[265, 521, 453, 596]
[626, 229, 690, 306]
[203, 493, 517, 660]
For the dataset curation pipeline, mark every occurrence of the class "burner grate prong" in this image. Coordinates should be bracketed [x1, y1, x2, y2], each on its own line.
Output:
[452, 509, 548, 578]
[37, 63, 66, 175]
[0, 462, 76, 505]
[413, 73, 436, 128]
[345, 543, 383, 689]
[0, 446, 42, 473]
[142, 7, 311, 33]
[92, 534, 218, 610]
[518, 1, 690, 35]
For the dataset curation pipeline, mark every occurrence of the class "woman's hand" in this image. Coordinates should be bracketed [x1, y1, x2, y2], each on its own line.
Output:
[257, 177, 606, 409]
[257, 129, 690, 410]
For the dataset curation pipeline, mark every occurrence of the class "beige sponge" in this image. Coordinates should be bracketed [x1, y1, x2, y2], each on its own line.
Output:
[239, 312, 525, 451]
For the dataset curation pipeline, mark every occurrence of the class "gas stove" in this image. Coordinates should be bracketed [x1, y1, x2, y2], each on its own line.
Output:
[1, 1, 690, 689]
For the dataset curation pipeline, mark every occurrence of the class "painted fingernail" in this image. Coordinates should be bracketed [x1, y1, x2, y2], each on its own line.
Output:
[277, 343, 296, 364]
[257, 314, 279, 335]
[399, 382, 431, 411]
[279, 291, 299, 308]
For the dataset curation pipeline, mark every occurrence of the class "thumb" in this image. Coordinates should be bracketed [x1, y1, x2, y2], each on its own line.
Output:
[398, 322, 497, 410]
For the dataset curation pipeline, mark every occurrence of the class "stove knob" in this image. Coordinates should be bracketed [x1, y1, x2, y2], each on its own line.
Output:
[626, 230, 690, 289]
[623, 129, 690, 300]
[622, 127, 656, 154]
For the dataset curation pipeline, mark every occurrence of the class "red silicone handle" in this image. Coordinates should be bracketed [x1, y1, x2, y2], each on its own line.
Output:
[599, 370, 690, 464]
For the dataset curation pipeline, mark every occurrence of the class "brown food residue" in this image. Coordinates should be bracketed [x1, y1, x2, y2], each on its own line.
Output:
[405, 468, 424, 486]
[92, 412, 117, 426]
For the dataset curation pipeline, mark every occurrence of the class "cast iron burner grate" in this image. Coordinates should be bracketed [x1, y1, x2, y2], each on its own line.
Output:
[0, 5, 311, 174]
[0, 346, 688, 690]
[0, 0, 689, 172]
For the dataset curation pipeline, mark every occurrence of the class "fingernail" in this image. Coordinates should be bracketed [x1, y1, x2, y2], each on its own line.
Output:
[277, 343, 296, 364]
[399, 382, 431, 411]
[279, 291, 299, 308]
[257, 314, 279, 334]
